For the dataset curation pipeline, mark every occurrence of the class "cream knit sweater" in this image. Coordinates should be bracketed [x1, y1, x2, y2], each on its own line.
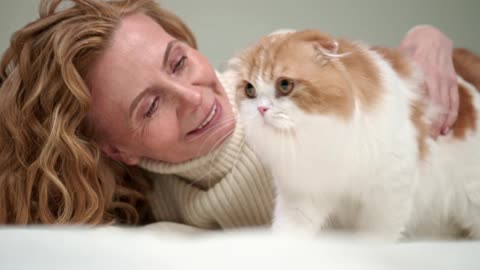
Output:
[138, 71, 275, 230]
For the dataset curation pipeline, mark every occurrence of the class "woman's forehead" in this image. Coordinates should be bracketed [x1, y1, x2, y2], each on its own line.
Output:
[112, 14, 174, 57]
[88, 14, 173, 95]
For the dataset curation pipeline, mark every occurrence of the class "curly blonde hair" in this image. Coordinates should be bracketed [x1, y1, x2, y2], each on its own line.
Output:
[0, 0, 197, 225]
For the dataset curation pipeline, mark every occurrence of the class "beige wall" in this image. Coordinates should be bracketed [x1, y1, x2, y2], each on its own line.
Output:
[1, 0, 479, 69]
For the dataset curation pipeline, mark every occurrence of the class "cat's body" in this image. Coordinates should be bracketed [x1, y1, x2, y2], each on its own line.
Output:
[227, 30, 480, 240]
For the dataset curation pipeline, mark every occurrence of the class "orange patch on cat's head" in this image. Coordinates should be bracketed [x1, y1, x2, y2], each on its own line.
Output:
[232, 29, 383, 120]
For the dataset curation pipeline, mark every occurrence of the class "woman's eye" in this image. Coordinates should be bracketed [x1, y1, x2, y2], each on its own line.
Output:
[173, 56, 186, 73]
[145, 97, 160, 118]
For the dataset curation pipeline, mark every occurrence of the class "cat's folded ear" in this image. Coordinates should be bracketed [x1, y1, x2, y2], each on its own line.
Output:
[291, 29, 347, 59]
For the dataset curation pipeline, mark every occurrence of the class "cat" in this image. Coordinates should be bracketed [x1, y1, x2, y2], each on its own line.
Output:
[226, 29, 480, 240]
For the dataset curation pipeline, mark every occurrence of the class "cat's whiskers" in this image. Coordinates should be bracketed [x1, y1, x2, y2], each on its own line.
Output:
[188, 117, 237, 187]
[280, 128, 292, 172]
[279, 126, 286, 169]
[186, 115, 237, 143]
[187, 129, 234, 188]
[190, 118, 251, 189]
[191, 116, 237, 163]
[230, 128, 249, 176]
[189, 117, 236, 160]
[193, 116, 237, 158]
[272, 113, 290, 120]
[197, 130, 236, 187]
[286, 129, 297, 169]
[280, 127, 297, 171]
[240, 114, 258, 141]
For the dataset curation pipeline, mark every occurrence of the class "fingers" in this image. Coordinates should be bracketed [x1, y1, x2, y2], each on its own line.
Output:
[426, 78, 443, 139]
[438, 75, 451, 135]
[443, 83, 459, 134]
[438, 51, 459, 135]
[427, 67, 459, 139]
[399, 26, 458, 139]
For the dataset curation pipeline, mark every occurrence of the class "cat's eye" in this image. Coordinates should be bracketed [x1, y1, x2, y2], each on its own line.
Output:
[244, 82, 257, 98]
[276, 77, 295, 95]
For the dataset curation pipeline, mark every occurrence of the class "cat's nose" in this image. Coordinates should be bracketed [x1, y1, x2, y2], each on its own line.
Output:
[257, 106, 270, 116]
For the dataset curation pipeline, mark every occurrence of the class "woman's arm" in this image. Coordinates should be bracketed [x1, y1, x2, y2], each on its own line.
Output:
[399, 25, 458, 138]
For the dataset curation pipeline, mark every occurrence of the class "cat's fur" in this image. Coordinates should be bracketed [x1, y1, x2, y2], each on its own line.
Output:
[226, 29, 480, 240]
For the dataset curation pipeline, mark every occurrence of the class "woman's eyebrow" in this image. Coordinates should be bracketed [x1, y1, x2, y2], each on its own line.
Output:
[162, 40, 179, 68]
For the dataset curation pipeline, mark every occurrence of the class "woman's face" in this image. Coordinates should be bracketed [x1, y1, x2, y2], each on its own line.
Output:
[87, 14, 235, 164]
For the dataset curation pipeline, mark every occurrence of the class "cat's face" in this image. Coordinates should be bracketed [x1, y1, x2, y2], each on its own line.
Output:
[230, 30, 357, 135]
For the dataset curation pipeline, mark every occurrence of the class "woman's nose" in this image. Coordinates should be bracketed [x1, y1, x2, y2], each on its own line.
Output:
[174, 84, 202, 108]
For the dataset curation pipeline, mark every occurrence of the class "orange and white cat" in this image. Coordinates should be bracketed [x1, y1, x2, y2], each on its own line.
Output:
[227, 29, 480, 240]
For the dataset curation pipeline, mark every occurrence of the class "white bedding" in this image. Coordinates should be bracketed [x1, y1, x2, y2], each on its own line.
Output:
[1, 224, 479, 270]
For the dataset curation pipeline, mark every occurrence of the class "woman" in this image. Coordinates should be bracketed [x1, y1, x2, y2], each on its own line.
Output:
[0, 0, 460, 227]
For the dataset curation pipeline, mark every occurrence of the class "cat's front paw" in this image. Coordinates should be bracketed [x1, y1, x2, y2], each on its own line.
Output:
[360, 226, 406, 242]
[272, 216, 319, 238]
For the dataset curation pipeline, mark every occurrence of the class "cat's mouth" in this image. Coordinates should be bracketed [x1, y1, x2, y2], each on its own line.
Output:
[186, 99, 221, 137]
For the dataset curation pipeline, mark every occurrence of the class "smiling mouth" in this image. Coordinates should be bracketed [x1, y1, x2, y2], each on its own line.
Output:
[187, 100, 219, 136]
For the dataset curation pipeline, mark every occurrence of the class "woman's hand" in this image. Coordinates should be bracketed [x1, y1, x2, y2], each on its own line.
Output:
[399, 25, 458, 138]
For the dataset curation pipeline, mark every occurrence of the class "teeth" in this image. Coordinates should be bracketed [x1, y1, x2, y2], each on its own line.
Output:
[197, 104, 217, 130]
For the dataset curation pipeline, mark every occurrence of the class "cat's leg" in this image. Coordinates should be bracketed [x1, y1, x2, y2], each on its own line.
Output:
[455, 210, 480, 239]
[355, 188, 412, 241]
[458, 182, 480, 239]
[466, 218, 480, 239]
[272, 194, 332, 237]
